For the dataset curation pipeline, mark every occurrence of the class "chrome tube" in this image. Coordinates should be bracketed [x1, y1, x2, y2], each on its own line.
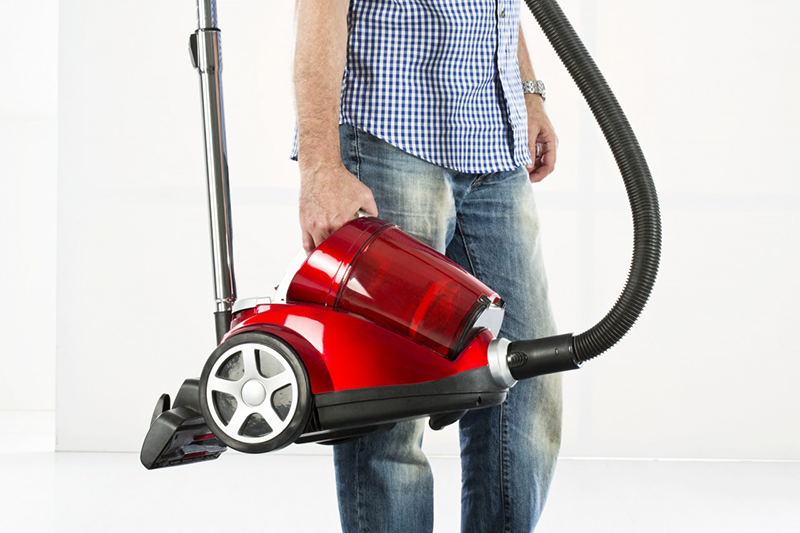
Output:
[194, 0, 236, 332]
[197, 0, 218, 29]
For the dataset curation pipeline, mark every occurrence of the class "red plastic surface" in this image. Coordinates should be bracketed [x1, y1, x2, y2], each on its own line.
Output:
[287, 217, 500, 359]
[287, 217, 386, 307]
[227, 303, 495, 395]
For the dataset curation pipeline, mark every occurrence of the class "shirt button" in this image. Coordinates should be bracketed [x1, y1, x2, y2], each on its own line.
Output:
[500, 9, 506, 18]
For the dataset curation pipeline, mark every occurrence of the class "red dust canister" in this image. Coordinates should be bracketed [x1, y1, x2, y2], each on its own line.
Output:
[287, 217, 502, 360]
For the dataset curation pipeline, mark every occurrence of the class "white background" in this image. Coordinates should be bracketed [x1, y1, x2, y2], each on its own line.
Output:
[2, 0, 798, 460]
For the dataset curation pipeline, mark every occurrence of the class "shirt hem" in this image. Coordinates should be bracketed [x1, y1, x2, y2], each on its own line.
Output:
[336, 120, 532, 175]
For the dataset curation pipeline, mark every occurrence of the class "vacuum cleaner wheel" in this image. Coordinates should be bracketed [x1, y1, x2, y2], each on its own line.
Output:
[199, 332, 311, 453]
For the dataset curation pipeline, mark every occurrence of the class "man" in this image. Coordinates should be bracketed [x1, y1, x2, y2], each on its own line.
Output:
[292, 1, 562, 531]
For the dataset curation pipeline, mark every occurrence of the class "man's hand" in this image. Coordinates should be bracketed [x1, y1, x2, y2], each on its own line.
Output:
[525, 96, 558, 183]
[299, 163, 378, 254]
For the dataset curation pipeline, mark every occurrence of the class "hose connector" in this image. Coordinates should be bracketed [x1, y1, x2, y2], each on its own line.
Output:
[487, 338, 517, 389]
[507, 333, 581, 380]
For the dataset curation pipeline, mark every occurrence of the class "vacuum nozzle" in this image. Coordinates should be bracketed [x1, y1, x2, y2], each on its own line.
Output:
[506, 333, 581, 380]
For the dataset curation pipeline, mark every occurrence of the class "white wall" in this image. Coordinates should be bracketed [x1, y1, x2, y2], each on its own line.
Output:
[0, 0, 58, 412]
[55, 0, 800, 459]
[56, 0, 300, 451]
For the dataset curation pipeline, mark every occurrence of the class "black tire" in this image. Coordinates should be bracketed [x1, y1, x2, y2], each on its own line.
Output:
[199, 331, 311, 453]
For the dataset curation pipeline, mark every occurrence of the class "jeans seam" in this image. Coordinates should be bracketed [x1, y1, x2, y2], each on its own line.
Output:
[455, 215, 479, 278]
[352, 125, 362, 182]
[500, 402, 511, 533]
[355, 436, 366, 533]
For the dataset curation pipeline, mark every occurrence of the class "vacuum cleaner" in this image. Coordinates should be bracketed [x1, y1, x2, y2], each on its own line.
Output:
[140, 0, 661, 469]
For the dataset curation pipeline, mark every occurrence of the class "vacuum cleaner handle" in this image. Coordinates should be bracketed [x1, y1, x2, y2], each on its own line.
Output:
[508, 0, 663, 380]
[191, 0, 237, 343]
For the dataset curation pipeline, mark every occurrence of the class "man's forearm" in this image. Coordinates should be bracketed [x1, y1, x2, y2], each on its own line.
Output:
[518, 24, 538, 83]
[294, 0, 350, 172]
[293, 0, 376, 252]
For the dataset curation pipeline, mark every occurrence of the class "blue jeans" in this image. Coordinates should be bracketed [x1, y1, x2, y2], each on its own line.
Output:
[334, 125, 563, 533]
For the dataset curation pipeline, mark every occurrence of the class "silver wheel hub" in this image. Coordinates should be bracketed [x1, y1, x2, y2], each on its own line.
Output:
[205, 342, 299, 445]
[241, 380, 267, 407]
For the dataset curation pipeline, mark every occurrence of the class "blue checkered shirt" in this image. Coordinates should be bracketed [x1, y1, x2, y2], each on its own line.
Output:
[292, 0, 532, 174]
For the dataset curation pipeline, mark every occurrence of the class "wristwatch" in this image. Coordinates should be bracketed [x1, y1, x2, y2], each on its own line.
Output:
[522, 80, 546, 101]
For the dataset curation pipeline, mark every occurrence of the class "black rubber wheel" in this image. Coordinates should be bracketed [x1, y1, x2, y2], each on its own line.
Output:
[199, 331, 311, 453]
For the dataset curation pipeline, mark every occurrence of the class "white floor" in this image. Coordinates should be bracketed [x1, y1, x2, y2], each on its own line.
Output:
[2, 413, 799, 533]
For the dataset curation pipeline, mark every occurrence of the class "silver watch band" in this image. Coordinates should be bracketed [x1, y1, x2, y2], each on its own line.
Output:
[522, 80, 546, 101]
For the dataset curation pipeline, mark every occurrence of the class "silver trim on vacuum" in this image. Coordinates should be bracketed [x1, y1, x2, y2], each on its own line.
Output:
[473, 302, 505, 335]
[487, 338, 517, 389]
[232, 297, 273, 314]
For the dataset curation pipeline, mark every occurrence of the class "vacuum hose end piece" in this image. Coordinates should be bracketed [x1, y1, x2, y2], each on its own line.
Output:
[507, 333, 581, 380]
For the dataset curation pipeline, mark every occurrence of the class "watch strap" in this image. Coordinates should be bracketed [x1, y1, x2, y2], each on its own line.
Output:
[522, 80, 546, 101]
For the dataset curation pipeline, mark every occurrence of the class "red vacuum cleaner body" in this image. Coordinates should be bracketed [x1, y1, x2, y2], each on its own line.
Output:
[201, 217, 512, 449]
[141, 218, 515, 468]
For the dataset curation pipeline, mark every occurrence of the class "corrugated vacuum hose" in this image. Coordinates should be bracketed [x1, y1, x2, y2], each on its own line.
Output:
[507, 0, 663, 380]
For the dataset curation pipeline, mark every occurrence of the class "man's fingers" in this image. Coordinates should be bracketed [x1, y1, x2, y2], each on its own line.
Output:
[529, 142, 556, 183]
[302, 217, 338, 253]
[312, 224, 334, 249]
[361, 194, 379, 217]
[354, 182, 378, 217]
[530, 157, 553, 182]
[529, 128, 541, 156]
[529, 168, 546, 183]
[526, 111, 559, 182]
[302, 230, 316, 255]
[544, 141, 557, 172]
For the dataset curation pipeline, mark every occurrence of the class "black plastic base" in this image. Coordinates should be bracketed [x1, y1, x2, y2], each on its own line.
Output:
[429, 410, 468, 430]
[141, 366, 507, 467]
[140, 379, 227, 470]
[312, 366, 506, 432]
[295, 423, 397, 445]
